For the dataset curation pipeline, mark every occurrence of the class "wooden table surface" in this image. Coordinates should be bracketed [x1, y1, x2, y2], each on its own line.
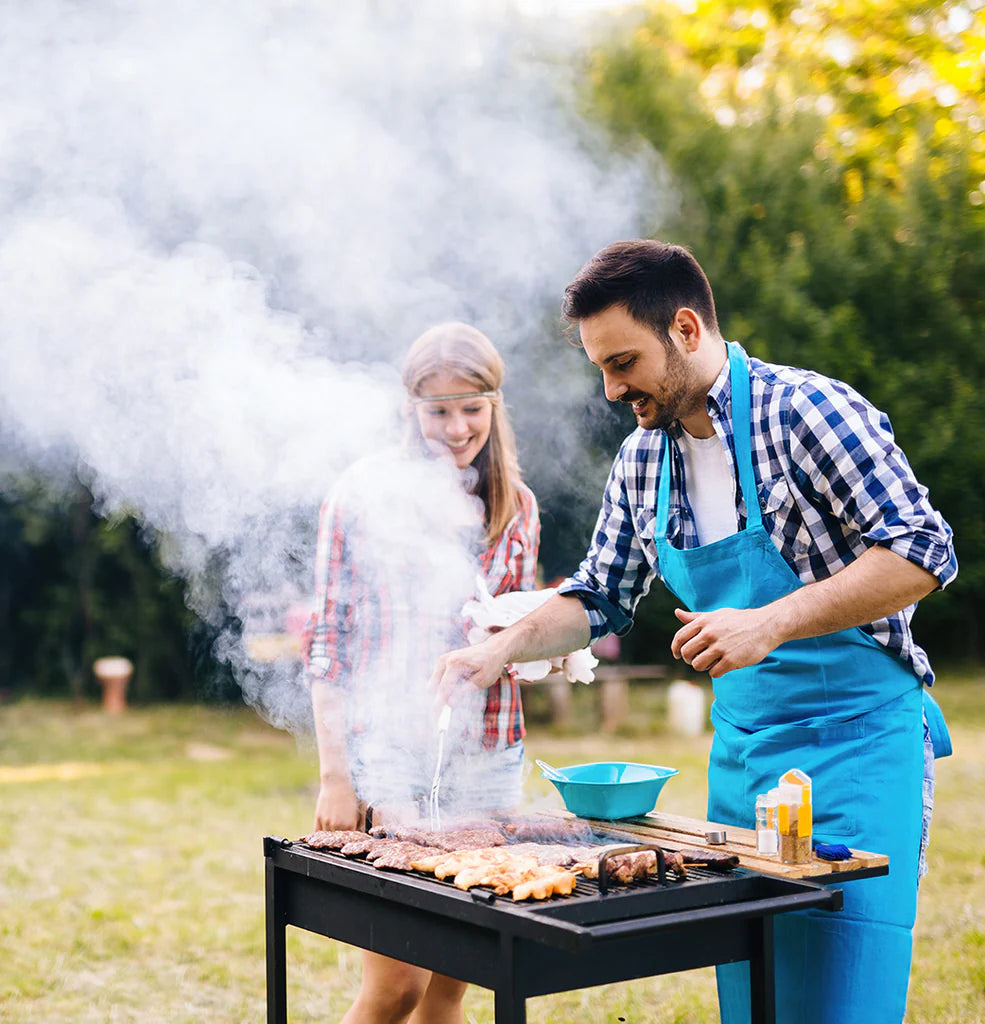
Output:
[569, 809, 888, 881]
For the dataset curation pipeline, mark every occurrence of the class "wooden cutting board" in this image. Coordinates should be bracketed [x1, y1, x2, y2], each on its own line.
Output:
[564, 809, 888, 880]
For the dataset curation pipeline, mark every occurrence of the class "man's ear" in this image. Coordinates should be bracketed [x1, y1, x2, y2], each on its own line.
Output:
[675, 308, 702, 352]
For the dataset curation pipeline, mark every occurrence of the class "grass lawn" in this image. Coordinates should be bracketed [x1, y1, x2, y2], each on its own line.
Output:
[1, 670, 983, 1023]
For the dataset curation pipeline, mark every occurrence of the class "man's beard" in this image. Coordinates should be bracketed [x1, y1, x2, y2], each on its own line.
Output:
[623, 344, 703, 431]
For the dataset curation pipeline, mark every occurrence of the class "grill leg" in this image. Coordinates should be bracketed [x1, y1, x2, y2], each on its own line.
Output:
[495, 935, 526, 1024]
[266, 857, 288, 1024]
[494, 988, 526, 1024]
[748, 915, 776, 1024]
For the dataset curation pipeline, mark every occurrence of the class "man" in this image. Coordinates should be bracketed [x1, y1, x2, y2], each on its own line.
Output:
[430, 240, 956, 1024]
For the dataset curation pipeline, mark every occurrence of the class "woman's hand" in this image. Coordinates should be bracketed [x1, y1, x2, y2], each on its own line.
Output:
[313, 775, 362, 832]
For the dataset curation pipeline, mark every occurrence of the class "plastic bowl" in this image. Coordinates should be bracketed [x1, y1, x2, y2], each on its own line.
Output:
[541, 761, 679, 820]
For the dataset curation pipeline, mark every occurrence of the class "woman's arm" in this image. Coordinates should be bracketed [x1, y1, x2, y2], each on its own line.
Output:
[305, 492, 362, 831]
[310, 683, 362, 831]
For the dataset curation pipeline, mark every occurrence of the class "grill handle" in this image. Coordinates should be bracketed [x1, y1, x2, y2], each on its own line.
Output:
[598, 843, 667, 894]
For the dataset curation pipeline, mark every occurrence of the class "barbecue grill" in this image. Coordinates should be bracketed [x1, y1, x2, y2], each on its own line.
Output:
[264, 826, 872, 1024]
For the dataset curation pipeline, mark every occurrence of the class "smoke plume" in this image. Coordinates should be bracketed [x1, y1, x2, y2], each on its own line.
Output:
[0, 0, 663, 735]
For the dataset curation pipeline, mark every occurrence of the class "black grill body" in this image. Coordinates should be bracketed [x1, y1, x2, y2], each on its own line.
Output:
[264, 835, 855, 1023]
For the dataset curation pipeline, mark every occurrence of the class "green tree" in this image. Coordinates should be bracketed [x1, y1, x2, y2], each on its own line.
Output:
[0, 476, 232, 701]
[584, 0, 985, 659]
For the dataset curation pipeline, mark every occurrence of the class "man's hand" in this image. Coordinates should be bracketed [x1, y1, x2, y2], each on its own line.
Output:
[671, 606, 783, 678]
[670, 548, 941, 679]
[429, 639, 508, 708]
[429, 593, 593, 706]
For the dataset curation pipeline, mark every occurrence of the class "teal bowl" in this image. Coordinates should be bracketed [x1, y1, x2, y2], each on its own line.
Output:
[541, 761, 679, 820]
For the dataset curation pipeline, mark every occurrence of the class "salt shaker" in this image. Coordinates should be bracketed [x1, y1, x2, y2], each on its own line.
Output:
[755, 791, 778, 856]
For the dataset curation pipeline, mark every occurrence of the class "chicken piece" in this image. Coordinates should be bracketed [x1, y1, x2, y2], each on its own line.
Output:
[474, 868, 542, 895]
[512, 869, 578, 901]
[452, 855, 539, 891]
[301, 830, 368, 850]
[409, 851, 455, 874]
[432, 848, 510, 879]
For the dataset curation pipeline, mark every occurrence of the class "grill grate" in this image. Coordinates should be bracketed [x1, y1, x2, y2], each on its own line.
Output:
[298, 842, 729, 904]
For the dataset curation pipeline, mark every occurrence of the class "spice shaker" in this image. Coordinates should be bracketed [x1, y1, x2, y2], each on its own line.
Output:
[755, 790, 778, 856]
[777, 768, 812, 865]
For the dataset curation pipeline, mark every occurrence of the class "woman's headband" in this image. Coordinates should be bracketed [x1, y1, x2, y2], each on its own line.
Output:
[408, 389, 501, 404]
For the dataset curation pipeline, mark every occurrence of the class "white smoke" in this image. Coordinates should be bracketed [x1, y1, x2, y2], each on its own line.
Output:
[0, 0, 664, 733]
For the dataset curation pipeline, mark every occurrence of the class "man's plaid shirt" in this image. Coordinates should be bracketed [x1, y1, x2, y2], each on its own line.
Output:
[558, 343, 957, 687]
[303, 454, 540, 751]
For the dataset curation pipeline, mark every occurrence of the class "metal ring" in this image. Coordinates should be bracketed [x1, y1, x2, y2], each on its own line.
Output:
[705, 830, 728, 845]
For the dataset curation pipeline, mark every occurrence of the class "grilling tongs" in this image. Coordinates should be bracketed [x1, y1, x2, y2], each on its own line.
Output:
[428, 703, 453, 831]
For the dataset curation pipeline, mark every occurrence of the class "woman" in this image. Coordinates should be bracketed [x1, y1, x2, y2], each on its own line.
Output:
[302, 322, 540, 1024]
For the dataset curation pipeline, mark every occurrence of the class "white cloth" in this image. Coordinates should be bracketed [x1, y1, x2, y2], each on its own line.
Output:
[461, 577, 598, 683]
[675, 428, 738, 545]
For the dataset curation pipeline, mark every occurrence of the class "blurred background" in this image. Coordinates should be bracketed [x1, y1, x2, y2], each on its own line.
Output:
[2, 4, 984, 1021]
[1, 0, 982, 714]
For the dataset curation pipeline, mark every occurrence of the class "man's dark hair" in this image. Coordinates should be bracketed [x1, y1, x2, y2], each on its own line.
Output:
[561, 239, 720, 343]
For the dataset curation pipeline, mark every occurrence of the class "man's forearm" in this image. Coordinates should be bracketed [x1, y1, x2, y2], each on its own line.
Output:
[430, 593, 593, 703]
[769, 545, 939, 644]
[673, 544, 942, 678]
[484, 593, 592, 666]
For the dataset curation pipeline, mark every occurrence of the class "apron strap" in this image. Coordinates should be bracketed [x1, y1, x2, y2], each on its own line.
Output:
[656, 432, 672, 531]
[727, 342, 762, 531]
[657, 343, 761, 536]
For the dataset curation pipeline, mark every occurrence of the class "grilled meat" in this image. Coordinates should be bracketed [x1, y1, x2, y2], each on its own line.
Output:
[302, 830, 369, 850]
[369, 843, 435, 871]
[512, 868, 578, 901]
[339, 836, 379, 856]
[501, 818, 596, 844]
[663, 850, 687, 876]
[431, 828, 507, 851]
[607, 850, 658, 884]
[679, 848, 739, 870]
[304, 817, 731, 899]
[367, 824, 507, 850]
[505, 843, 601, 867]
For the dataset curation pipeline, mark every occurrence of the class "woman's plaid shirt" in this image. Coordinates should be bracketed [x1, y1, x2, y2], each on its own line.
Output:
[558, 343, 957, 687]
[303, 460, 540, 751]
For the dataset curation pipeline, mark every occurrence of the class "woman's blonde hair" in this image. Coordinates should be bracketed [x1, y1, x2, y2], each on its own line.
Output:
[402, 322, 523, 543]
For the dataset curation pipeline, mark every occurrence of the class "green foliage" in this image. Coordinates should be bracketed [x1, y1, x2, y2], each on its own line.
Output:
[584, 0, 985, 659]
[0, 478, 231, 701]
[4, 2, 985, 691]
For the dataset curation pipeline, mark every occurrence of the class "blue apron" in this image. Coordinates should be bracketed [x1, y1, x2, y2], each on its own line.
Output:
[653, 344, 943, 1024]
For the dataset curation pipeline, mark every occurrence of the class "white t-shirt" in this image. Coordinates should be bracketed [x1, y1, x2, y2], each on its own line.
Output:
[675, 429, 738, 545]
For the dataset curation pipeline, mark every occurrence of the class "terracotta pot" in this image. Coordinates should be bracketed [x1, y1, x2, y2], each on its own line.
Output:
[93, 656, 133, 715]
